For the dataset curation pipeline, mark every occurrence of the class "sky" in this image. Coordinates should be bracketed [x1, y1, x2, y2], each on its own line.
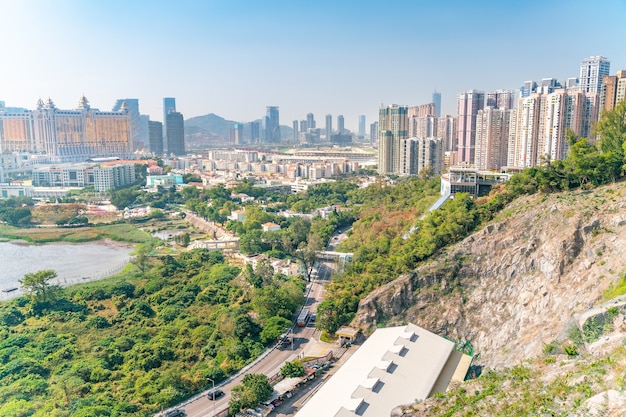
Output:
[0, 0, 624, 132]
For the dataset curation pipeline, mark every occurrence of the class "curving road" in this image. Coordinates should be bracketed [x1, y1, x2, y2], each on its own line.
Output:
[177, 261, 334, 417]
[162, 228, 348, 417]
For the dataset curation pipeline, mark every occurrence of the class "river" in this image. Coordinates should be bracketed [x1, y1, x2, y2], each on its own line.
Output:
[0, 239, 134, 300]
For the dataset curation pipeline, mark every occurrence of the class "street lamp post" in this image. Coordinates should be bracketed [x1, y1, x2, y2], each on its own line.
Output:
[207, 377, 216, 416]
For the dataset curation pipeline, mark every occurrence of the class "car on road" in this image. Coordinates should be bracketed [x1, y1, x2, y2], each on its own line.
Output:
[165, 410, 186, 417]
[310, 313, 316, 322]
[207, 389, 225, 400]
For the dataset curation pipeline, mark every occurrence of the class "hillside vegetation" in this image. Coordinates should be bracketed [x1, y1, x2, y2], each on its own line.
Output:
[341, 105, 626, 415]
[318, 101, 626, 335]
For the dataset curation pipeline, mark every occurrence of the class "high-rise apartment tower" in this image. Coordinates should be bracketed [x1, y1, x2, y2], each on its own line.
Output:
[325, 114, 333, 141]
[264, 106, 280, 143]
[166, 111, 185, 155]
[148, 121, 164, 155]
[432, 91, 441, 117]
[579, 56, 610, 95]
[456, 90, 485, 164]
[378, 104, 408, 175]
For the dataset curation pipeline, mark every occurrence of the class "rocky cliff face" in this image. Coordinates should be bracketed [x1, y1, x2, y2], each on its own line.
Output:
[353, 182, 626, 369]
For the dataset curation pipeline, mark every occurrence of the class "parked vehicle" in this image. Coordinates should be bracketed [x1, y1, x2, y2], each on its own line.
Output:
[165, 410, 186, 417]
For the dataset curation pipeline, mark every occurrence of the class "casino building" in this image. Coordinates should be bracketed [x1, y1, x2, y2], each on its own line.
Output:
[0, 96, 132, 162]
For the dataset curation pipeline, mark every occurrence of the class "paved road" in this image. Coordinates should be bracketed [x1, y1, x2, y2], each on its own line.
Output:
[171, 228, 348, 417]
[180, 270, 330, 417]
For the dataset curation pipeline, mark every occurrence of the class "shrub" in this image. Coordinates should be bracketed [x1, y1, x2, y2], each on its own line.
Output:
[0, 307, 25, 327]
[563, 344, 579, 356]
[281, 360, 305, 378]
[86, 316, 110, 329]
[110, 282, 136, 298]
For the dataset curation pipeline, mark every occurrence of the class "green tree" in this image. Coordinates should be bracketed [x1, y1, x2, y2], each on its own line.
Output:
[229, 373, 273, 415]
[252, 281, 303, 321]
[259, 316, 292, 344]
[281, 360, 305, 378]
[239, 229, 270, 255]
[0, 306, 25, 326]
[594, 99, 626, 159]
[316, 297, 357, 334]
[0, 206, 32, 226]
[175, 232, 191, 247]
[254, 259, 275, 287]
[19, 269, 60, 304]
[181, 184, 200, 199]
[295, 233, 324, 281]
[229, 384, 256, 415]
[110, 188, 140, 209]
[131, 246, 151, 273]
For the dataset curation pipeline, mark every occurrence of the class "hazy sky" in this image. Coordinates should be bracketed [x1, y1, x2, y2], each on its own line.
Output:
[1, 0, 624, 131]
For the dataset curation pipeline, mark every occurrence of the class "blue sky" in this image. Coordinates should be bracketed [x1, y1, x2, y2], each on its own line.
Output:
[1, 0, 624, 132]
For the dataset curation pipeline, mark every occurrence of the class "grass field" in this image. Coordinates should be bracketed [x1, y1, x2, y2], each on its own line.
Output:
[0, 223, 153, 244]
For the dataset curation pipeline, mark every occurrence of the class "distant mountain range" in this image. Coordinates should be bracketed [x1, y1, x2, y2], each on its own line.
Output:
[185, 113, 237, 138]
[184, 113, 293, 145]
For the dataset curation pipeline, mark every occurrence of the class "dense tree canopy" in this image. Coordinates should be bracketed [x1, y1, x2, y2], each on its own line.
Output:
[229, 374, 273, 415]
[0, 249, 304, 416]
[0, 197, 34, 226]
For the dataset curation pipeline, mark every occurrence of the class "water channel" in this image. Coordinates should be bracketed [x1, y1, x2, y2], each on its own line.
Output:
[0, 240, 134, 300]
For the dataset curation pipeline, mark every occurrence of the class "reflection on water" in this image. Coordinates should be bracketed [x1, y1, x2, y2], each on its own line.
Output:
[152, 230, 183, 240]
[0, 240, 133, 300]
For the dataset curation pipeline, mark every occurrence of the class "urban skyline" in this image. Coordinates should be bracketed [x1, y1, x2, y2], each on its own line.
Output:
[0, 0, 624, 133]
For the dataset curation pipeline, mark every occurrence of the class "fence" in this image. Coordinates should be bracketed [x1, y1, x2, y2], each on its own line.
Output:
[55, 257, 131, 288]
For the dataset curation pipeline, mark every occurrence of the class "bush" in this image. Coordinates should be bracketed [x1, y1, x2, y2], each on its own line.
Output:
[563, 344, 579, 356]
[0, 307, 25, 326]
[158, 306, 180, 323]
[110, 282, 136, 298]
[281, 360, 305, 378]
[86, 316, 110, 329]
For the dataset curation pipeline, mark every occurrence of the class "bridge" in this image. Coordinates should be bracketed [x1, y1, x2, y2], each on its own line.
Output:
[316, 250, 353, 272]
[187, 238, 239, 252]
[316, 250, 353, 262]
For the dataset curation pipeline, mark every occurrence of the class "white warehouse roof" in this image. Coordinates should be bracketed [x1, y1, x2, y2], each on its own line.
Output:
[295, 323, 456, 417]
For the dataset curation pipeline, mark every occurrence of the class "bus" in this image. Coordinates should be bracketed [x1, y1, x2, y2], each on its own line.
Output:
[297, 309, 310, 327]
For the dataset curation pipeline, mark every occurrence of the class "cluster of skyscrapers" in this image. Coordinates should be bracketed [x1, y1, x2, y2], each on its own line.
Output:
[2, 55, 622, 176]
[378, 56, 622, 176]
[290, 112, 365, 145]
[378, 99, 456, 176]
[227, 106, 285, 145]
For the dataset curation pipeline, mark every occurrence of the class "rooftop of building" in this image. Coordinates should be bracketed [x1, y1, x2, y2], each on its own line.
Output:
[295, 323, 456, 417]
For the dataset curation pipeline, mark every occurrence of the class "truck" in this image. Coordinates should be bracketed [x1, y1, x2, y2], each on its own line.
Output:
[297, 308, 310, 327]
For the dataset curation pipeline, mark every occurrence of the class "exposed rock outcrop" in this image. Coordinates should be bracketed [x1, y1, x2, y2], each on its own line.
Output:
[353, 183, 626, 368]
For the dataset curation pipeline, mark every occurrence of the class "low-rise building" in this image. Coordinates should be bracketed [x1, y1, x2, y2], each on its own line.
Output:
[145, 173, 183, 188]
[262, 222, 281, 232]
[229, 209, 245, 222]
[31, 161, 136, 191]
[0, 182, 32, 198]
[295, 323, 472, 417]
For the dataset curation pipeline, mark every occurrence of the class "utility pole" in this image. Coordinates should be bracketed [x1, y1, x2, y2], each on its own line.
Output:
[207, 377, 216, 416]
